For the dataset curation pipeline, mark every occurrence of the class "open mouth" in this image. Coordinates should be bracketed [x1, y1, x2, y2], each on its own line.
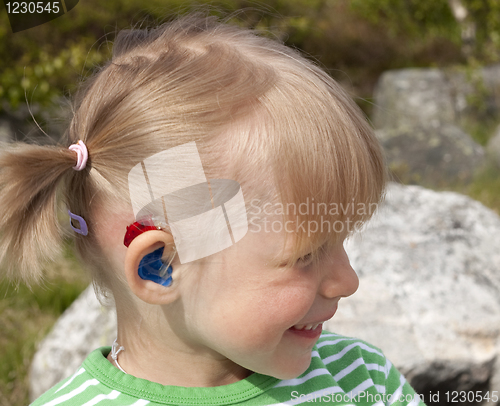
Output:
[291, 323, 322, 331]
[289, 303, 338, 338]
[288, 323, 323, 339]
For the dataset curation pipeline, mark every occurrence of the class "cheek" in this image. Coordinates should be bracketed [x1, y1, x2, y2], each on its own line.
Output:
[210, 285, 316, 347]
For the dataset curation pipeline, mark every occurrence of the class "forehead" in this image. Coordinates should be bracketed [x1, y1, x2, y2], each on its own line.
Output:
[237, 212, 311, 264]
[245, 197, 355, 262]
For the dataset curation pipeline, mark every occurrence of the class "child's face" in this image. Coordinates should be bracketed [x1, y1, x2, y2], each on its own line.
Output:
[174, 217, 359, 380]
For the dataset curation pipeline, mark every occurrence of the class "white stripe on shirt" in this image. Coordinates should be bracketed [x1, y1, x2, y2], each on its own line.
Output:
[81, 389, 120, 405]
[55, 368, 86, 393]
[42, 379, 99, 406]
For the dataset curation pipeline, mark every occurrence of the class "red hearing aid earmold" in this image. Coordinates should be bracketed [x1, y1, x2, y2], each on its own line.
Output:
[124, 219, 159, 247]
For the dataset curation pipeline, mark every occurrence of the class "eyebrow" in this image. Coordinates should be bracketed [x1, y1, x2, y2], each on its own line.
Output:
[272, 240, 330, 268]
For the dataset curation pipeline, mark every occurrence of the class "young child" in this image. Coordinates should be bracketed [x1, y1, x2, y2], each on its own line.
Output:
[0, 14, 426, 406]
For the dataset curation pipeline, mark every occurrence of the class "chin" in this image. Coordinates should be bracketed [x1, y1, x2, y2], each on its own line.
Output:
[267, 356, 312, 380]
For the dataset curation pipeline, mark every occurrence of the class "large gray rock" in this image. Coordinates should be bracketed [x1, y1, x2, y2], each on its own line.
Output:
[29, 286, 116, 401]
[327, 183, 500, 400]
[372, 67, 490, 186]
[487, 125, 500, 166]
[0, 98, 71, 144]
[0, 118, 14, 143]
[30, 184, 500, 402]
[373, 69, 457, 130]
[377, 124, 485, 186]
[374, 65, 500, 131]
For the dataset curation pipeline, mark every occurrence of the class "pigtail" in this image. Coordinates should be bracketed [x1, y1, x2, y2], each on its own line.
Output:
[0, 143, 78, 284]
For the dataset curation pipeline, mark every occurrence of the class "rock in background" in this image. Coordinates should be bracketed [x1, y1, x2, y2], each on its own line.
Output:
[372, 67, 500, 186]
[0, 98, 71, 145]
[376, 124, 484, 185]
[327, 183, 500, 403]
[30, 183, 500, 403]
[373, 69, 457, 130]
[29, 286, 116, 401]
[487, 125, 500, 166]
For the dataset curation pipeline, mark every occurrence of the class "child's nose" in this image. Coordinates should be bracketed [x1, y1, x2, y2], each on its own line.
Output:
[319, 247, 359, 299]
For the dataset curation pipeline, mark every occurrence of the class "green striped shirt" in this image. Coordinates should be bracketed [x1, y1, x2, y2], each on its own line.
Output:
[31, 332, 426, 406]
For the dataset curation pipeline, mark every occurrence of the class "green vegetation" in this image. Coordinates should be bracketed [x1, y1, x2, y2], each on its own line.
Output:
[463, 0, 500, 61]
[1, 1, 500, 405]
[2, 0, 499, 116]
[454, 160, 500, 215]
[2, 0, 498, 119]
[0, 0, 470, 118]
[0, 242, 89, 406]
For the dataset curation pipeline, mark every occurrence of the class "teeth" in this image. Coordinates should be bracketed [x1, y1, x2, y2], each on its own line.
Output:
[293, 323, 321, 331]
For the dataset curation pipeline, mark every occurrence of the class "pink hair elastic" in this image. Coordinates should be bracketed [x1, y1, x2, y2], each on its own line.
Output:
[68, 140, 88, 171]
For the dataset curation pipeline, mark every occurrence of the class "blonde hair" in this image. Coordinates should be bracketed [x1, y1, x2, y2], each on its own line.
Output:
[0, 14, 385, 292]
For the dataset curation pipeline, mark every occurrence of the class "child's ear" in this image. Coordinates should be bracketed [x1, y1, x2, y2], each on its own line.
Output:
[124, 230, 180, 305]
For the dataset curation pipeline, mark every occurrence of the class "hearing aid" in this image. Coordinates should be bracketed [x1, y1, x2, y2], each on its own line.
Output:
[137, 246, 173, 287]
[124, 219, 175, 287]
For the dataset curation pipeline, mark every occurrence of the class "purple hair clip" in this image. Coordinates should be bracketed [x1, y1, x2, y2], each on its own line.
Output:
[68, 210, 88, 236]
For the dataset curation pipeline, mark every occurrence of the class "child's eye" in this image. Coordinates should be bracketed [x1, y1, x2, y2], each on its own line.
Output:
[297, 252, 313, 265]
[279, 252, 314, 268]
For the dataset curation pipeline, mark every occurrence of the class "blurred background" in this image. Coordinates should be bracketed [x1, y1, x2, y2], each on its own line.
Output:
[1, 1, 500, 405]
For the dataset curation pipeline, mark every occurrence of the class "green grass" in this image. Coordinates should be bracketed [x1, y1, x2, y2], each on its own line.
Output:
[461, 115, 500, 147]
[389, 160, 500, 216]
[460, 161, 500, 214]
[0, 241, 89, 406]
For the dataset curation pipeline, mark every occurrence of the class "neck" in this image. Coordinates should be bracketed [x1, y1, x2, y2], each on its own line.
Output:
[107, 319, 251, 387]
